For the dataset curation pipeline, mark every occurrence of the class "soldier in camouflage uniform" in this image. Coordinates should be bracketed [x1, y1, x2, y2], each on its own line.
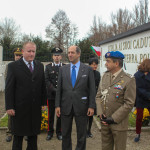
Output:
[96, 51, 136, 150]
[45, 47, 65, 141]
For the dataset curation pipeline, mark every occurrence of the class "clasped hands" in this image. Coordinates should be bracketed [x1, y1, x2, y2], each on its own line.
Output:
[99, 114, 116, 125]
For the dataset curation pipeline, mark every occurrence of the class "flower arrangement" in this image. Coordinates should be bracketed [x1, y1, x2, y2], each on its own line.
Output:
[41, 107, 48, 131]
[132, 108, 150, 126]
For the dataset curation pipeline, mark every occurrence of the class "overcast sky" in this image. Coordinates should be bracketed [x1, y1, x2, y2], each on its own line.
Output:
[0, 0, 144, 40]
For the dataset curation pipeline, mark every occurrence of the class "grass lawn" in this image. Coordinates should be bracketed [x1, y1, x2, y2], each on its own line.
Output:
[128, 112, 136, 127]
[95, 112, 136, 127]
[0, 114, 8, 127]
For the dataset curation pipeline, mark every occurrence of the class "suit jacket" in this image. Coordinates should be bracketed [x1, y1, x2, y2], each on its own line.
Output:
[134, 71, 150, 108]
[5, 58, 46, 136]
[55, 62, 96, 116]
[96, 70, 136, 131]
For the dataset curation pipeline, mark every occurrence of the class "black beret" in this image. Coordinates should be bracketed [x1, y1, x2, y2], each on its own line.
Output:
[51, 47, 63, 55]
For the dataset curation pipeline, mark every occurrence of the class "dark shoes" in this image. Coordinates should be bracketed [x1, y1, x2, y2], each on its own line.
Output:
[46, 134, 53, 141]
[6, 136, 12, 142]
[134, 134, 140, 142]
[46, 134, 62, 140]
[86, 131, 93, 138]
[57, 134, 62, 140]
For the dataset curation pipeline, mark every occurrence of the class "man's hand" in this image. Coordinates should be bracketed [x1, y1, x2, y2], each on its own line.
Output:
[55, 107, 61, 117]
[101, 117, 116, 125]
[87, 108, 94, 116]
[6, 109, 15, 116]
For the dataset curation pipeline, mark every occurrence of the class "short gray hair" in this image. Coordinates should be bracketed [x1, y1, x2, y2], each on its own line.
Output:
[76, 46, 81, 55]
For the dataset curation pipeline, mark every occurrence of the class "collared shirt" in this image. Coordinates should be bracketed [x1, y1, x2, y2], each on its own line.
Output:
[112, 68, 122, 80]
[54, 62, 60, 66]
[23, 57, 34, 70]
[70, 61, 80, 78]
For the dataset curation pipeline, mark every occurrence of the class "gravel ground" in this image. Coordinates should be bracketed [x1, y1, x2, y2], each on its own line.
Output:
[0, 92, 150, 150]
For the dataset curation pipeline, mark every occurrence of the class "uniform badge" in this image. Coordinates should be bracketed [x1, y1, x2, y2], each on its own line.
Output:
[116, 92, 119, 98]
[114, 84, 123, 90]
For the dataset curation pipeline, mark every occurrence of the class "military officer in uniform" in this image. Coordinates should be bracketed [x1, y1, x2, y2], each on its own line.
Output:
[45, 47, 65, 140]
[96, 51, 136, 150]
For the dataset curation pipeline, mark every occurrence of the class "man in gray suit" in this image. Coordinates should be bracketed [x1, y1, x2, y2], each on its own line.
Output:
[55, 46, 96, 150]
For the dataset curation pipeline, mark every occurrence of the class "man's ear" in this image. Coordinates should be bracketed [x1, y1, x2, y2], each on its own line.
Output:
[115, 61, 119, 67]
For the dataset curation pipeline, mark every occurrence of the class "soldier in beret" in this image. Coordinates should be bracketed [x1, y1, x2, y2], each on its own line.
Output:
[96, 51, 136, 150]
[45, 47, 65, 140]
[13, 47, 23, 61]
[5, 48, 22, 142]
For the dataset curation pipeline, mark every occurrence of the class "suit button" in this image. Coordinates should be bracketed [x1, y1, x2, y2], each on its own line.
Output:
[32, 80, 34, 82]
[33, 99, 35, 102]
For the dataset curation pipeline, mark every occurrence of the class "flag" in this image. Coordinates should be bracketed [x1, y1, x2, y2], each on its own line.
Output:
[91, 46, 101, 56]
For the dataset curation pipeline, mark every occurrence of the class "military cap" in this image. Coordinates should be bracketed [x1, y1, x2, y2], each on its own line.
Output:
[13, 48, 22, 55]
[51, 47, 63, 55]
[105, 51, 125, 59]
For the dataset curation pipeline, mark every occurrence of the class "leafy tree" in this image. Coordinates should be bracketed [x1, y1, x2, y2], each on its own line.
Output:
[45, 9, 78, 53]
[0, 17, 20, 50]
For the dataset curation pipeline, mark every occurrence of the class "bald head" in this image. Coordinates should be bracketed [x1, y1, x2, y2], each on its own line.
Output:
[68, 46, 81, 54]
[68, 46, 81, 64]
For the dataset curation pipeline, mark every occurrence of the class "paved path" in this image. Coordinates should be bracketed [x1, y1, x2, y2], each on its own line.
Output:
[1, 92, 150, 150]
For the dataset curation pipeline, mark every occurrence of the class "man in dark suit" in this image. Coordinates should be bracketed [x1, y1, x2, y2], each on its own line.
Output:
[45, 47, 65, 141]
[5, 48, 23, 142]
[5, 42, 46, 150]
[55, 46, 96, 150]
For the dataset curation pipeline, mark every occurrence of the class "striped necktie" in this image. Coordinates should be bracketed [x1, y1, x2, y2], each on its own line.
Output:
[28, 62, 33, 73]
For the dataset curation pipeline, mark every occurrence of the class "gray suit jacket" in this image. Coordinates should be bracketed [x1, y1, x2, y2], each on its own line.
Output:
[55, 62, 96, 116]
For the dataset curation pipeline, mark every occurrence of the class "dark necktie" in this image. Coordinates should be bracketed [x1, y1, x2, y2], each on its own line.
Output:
[28, 62, 33, 73]
[71, 65, 76, 87]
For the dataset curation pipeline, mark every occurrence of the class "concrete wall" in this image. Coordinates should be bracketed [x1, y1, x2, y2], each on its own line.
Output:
[0, 46, 6, 92]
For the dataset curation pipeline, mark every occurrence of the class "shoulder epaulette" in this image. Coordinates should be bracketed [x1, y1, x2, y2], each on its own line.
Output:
[125, 72, 134, 78]
[46, 62, 53, 66]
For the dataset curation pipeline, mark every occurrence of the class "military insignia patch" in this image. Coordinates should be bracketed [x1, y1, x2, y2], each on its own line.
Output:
[107, 52, 110, 57]
[116, 92, 119, 98]
[114, 84, 123, 90]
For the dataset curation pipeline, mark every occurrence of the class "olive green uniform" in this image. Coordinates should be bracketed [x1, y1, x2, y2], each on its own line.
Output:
[96, 70, 136, 150]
